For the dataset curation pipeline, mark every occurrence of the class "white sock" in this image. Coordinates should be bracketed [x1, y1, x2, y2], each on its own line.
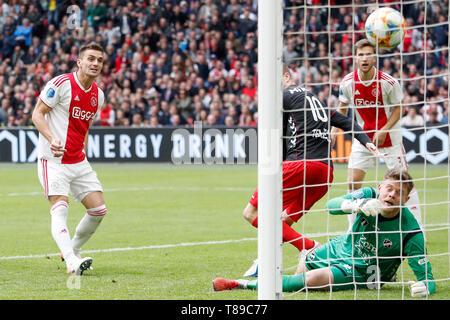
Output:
[406, 188, 422, 226]
[405, 188, 426, 241]
[72, 204, 107, 254]
[50, 201, 75, 264]
[237, 279, 249, 289]
[347, 212, 357, 232]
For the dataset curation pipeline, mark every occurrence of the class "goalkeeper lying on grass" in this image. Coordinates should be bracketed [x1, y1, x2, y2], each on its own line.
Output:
[214, 169, 435, 297]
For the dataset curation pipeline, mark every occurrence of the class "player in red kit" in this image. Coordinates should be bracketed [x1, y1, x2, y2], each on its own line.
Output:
[242, 63, 382, 277]
[331, 39, 422, 231]
[32, 43, 107, 276]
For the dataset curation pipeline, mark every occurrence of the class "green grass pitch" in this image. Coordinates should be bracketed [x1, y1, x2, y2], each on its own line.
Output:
[0, 162, 449, 300]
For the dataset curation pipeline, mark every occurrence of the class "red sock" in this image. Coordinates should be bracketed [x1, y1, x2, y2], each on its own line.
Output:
[282, 222, 315, 252]
[252, 217, 314, 252]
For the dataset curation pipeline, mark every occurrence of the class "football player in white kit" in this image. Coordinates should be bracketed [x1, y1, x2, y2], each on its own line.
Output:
[331, 39, 423, 231]
[32, 42, 107, 275]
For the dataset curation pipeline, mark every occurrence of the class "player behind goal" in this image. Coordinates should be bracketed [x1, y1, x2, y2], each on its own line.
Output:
[332, 38, 422, 231]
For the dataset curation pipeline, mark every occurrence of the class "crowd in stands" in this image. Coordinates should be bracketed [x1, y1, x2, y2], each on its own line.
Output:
[0, 0, 448, 130]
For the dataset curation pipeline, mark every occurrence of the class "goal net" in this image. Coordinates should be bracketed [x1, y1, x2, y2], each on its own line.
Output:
[261, 0, 450, 300]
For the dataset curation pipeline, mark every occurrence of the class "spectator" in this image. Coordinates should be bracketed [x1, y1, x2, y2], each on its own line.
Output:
[198, 0, 218, 23]
[115, 4, 136, 36]
[195, 52, 210, 81]
[224, 115, 235, 126]
[0, 99, 10, 124]
[96, 102, 116, 127]
[26, 3, 41, 27]
[225, 105, 238, 124]
[47, 0, 60, 26]
[148, 115, 161, 128]
[1, 27, 16, 58]
[210, 100, 225, 125]
[6, 114, 17, 127]
[0, 0, 446, 133]
[241, 77, 256, 101]
[238, 103, 252, 126]
[401, 107, 425, 128]
[158, 101, 171, 125]
[421, 102, 444, 122]
[13, 18, 32, 48]
[191, 99, 205, 123]
[131, 113, 144, 128]
[161, 78, 178, 103]
[442, 102, 449, 124]
[426, 110, 441, 127]
[283, 38, 299, 65]
[18, 108, 33, 127]
[206, 113, 217, 126]
[115, 109, 129, 127]
[176, 89, 193, 122]
[208, 58, 228, 84]
[237, 6, 257, 39]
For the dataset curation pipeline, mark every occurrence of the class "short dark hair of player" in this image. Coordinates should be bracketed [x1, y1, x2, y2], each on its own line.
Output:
[384, 169, 414, 194]
[355, 38, 375, 55]
[79, 42, 104, 58]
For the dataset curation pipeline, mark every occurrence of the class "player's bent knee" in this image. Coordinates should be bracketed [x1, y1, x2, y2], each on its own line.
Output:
[50, 200, 69, 215]
[87, 204, 108, 219]
[81, 191, 105, 208]
[49, 195, 69, 207]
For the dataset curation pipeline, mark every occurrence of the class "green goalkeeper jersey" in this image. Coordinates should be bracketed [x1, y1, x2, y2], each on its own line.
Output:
[325, 187, 435, 293]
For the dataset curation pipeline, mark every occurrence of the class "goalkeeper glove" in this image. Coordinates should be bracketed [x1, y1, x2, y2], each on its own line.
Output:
[341, 198, 381, 216]
[408, 281, 429, 298]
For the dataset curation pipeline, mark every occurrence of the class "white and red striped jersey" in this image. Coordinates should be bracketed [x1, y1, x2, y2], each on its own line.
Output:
[339, 68, 403, 148]
[38, 72, 105, 164]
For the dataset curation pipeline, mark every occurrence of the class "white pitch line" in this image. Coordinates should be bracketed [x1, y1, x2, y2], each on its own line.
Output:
[1, 185, 254, 197]
[1, 223, 448, 261]
[0, 238, 257, 261]
[0, 231, 343, 261]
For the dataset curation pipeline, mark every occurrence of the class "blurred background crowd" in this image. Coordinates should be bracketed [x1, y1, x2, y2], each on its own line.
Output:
[0, 0, 448, 129]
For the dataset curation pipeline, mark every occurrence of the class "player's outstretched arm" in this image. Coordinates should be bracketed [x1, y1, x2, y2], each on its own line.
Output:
[365, 142, 387, 158]
[325, 188, 380, 216]
[32, 99, 67, 157]
[325, 195, 351, 215]
[326, 197, 380, 216]
[330, 111, 385, 158]
[330, 110, 371, 146]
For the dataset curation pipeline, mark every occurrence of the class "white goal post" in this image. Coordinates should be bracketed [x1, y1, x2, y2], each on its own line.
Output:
[256, 0, 450, 300]
[257, 0, 284, 300]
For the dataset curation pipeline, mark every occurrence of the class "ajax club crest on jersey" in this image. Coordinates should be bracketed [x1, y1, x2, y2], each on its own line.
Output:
[371, 88, 380, 97]
[90, 96, 97, 107]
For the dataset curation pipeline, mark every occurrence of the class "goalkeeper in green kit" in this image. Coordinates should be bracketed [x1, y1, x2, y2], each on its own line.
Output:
[213, 169, 436, 297]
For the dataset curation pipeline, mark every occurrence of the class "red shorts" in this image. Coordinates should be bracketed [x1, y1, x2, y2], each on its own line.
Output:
[249, 160, 334, 222]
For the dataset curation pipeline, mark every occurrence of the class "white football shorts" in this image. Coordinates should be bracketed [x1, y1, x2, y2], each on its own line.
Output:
[38, 158, 103, 202]
[348, 139, 408, 173]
